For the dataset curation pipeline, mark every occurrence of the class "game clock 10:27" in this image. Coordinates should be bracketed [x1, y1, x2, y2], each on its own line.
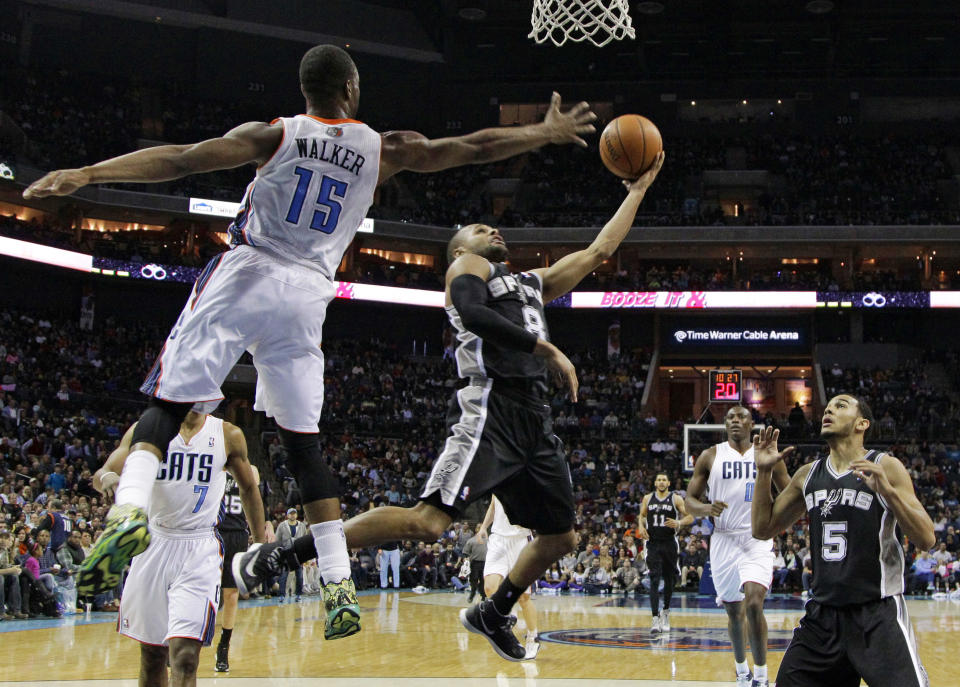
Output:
[709, 369, 742, 402]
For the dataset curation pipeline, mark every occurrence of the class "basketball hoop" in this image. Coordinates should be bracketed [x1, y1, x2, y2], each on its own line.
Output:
[528, 0, 635, 47]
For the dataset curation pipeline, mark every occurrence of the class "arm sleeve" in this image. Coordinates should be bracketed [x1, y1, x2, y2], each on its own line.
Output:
[449, 274, 538, 353]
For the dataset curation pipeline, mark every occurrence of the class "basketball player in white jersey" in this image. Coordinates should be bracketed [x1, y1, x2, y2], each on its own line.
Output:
[685, 406, 790, 687]
[92, 412, 264, 687]
[479, 496, 540, 659]
[24, 45, 595, 639]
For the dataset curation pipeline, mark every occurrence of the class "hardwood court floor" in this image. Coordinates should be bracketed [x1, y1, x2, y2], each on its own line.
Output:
[3, 589, 957, 686]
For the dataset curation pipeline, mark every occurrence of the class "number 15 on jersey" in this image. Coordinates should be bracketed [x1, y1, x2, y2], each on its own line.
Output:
[285, 166, 349, 234]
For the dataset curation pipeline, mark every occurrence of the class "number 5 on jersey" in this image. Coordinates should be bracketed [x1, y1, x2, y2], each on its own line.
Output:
[286, 166, 349, 234]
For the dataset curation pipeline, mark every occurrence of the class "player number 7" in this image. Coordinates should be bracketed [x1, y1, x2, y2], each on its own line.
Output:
[192, 485, 209, 513]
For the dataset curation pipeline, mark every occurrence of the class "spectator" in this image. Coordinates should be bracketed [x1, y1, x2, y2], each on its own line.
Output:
[275, 508, 307, 602]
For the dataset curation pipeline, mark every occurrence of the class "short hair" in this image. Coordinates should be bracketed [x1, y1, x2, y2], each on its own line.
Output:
[446, 227, 469, 264]
[655, 472, 669, 480]
[299, 45, 357, 106]
[850, 394, 875, 440]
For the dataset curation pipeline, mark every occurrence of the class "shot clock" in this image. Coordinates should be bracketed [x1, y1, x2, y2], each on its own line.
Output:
[709, 369, 742, 403]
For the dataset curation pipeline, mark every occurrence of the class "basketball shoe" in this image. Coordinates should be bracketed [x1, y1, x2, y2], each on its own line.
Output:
[77, 504, 150, 595]
[232, 542, 291, 597]
[323, 578, 361, 640]
[215, 645, 229, 673]
[736, 672, 753, 687]
[650, 614, 661, 633]
[460, 600, 526, 661]
[661, 608, 670, 631]
[524, 631, 541, 659]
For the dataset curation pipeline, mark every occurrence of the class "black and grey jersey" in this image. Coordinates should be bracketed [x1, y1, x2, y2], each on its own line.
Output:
[217, 474, 249, 533]
[804, 450, 905, 606]
[445, 262, 549, 397]
[646, 492, 679, 541]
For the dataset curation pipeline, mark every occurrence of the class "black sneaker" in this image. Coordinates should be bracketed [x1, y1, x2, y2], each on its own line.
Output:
[459, 600, 526, 661]
[215, 644, 229, 673]
[232, 542, 291, 596]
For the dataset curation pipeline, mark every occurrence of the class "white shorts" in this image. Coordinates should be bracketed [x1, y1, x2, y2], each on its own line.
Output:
[141, 246, 334, 432]
[118, 527, 222, 646]
[485, 532, 534, 592]
[709, 530, 774, 604]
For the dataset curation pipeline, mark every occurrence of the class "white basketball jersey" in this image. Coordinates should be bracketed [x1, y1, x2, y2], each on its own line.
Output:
[706, 441, 759, 533]
[228, 115, 381, 280]
[491, 496, 532, 538]
[150, 416, 228, 531]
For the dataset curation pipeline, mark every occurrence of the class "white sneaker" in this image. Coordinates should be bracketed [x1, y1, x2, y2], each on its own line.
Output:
[752, 677, 769, 687]
[412, 585, 428, 594]
[661, 609, 670, 631]
[736, 672, 753, 687]
[524, 632, 541, 659]
[651, 615, 661, 633]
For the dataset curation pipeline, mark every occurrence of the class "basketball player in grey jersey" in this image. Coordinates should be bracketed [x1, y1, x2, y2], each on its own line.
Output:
[752, 395, 933, 687]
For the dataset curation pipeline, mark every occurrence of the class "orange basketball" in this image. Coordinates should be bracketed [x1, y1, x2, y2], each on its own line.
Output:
[599, 114, 662, 179]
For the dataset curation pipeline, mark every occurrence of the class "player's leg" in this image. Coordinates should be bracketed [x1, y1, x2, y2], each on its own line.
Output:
[216, 529, 246, 672]
[216, 588, 238, 671]
[462, 406, 577, 660]
[483, 572, 502, 600]
[517, 591, 539, 657]
[710, 533, 751, 682]
[167, 637, 202, 687]
[775, 601, 860, 687]
[848, 596, 929, 687]
[647, 544, 664, 630]
[379, 551, 389, 589]
[743, 582, 769, 679]
[661, 540, 679, 618]
[139, 644, 169, 687]
[739, 535, 775, 684]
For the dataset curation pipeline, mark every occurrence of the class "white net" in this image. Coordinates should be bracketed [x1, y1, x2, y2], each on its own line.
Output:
[529, 0, 636, 47]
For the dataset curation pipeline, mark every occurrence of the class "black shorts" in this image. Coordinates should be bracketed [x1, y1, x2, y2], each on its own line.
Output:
[646, 538, 679, 576]
[776, 596, 929, 687]
[218, 529, 250, 589]
[420, 382, 575, 535]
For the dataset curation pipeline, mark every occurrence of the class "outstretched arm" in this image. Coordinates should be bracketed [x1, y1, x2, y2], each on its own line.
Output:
[533, 152, 664, 303]
[23, 121, 283, 198]
[378, 92, 596, 182]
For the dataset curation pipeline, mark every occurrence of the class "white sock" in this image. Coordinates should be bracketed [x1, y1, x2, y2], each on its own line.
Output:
[114, 450, 160, 510]
[754, 664, 767, 680]
[311, 520, 351, 584]
[735, 660, 750, 676]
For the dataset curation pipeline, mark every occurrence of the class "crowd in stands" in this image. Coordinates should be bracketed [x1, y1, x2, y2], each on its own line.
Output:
[5, 66, 960, 230]
[2, 308, 960, 622]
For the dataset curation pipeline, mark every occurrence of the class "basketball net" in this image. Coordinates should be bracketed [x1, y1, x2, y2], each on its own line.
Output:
[528, 0, 635, 47]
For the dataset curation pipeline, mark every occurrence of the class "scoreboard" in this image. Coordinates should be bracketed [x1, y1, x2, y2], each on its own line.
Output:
[709, 369, 742, 403]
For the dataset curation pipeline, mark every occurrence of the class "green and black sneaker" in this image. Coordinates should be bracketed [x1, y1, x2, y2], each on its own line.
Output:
[77, 503, 150, 595]
[322, 578, 361, 640]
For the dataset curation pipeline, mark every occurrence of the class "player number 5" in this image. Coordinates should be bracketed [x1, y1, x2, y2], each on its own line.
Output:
[822, 521, 847, 561]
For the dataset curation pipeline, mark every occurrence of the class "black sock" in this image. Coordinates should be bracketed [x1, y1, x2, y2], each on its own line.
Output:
[292, 535, 317, 567]
[490, 577, 525, 616]
[218, 627, 233, 648]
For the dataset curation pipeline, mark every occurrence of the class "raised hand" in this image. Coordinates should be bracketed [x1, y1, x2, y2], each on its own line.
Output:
[752, 425, 795, 470]
[23, 168, 90, 199]
[623, 150, 665, 191]
[543, 92, 597, 148]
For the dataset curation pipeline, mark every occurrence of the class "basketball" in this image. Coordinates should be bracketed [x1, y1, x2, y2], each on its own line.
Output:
[599, 114, 663, 179]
